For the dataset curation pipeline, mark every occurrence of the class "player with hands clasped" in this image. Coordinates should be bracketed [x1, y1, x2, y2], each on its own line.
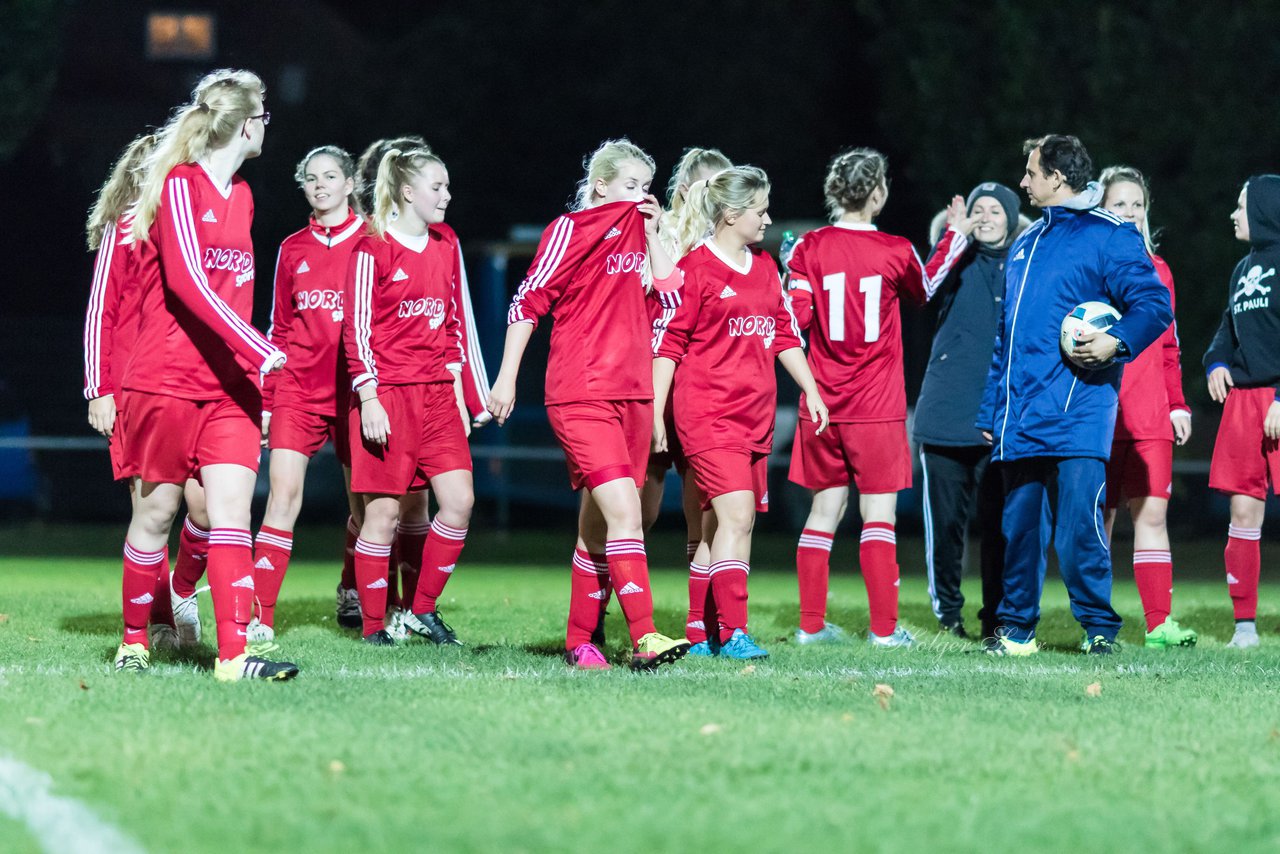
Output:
[343, 147, 474, 647]
[977, 135, 1172, 656]
[654, 166, 829, 660]
[1098, 166, 1198, 649]
[1203, 174, 1280, 649]
[249, 146, 365, 646]
[785, 149, 930, 649]
[490, 140, 689, 670]
[117, 69, 297, 681]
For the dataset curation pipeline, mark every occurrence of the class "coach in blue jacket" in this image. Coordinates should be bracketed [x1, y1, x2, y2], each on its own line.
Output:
[977, 135, 1173, 655]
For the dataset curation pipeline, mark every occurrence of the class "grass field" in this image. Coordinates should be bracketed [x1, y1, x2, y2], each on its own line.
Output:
[3, 530, 1280, 852]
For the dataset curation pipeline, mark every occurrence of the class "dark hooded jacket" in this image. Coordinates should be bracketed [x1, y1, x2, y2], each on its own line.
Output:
[1203, 174, 1280, 397]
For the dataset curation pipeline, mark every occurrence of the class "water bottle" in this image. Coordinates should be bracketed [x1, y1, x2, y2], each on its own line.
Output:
[779, 230, 798, 273]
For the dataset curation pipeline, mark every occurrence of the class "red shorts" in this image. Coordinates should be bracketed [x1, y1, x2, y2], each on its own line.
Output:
[117, 390, 261, 483]
[349, 382, 471, 495]
[687, 448, 769, 512]
[788, 419, 912, 493]
[108, 400, 128, 480]
[269, 403, 351, 466]
[1106, 438, 1173, 507]
[1209, 386, 1280, 500]
[546, 399, 652, 490]
[648, 404, 689, 477]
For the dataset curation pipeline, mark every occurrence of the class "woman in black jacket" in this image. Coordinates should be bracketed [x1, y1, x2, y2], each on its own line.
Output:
[915, 182, 1023, 639]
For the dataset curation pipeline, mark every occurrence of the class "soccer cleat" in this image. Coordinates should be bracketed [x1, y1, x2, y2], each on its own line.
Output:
[686, 641, 718, 656]
[718, 629, 768, 660]
[868, 626, 916, 649]
[246, 617, 275, 644]
[631, 632, 691, 670]
[404, 610, 462, 646]
[213, 653, 300, 682]
[363, 629, 396, 646]
[939, 620, 971, 640]
[565, 642, 611, 670]
[986, 630, 1039, 656]
[795, 622, 850, 645]
[1227, 623, 1260, 649]
[335, 585, 362, 630]
[148, 623, 181, 652]
[1083, 635, 1120, 655]
[170, 573, 201, 646]
[114, 642, 150, 673]
[385, 607, 409, 642]
[1144, 618, 1198, 649]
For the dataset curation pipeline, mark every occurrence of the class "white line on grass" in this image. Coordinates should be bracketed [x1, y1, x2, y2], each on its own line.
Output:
[0, 755, 145, 854]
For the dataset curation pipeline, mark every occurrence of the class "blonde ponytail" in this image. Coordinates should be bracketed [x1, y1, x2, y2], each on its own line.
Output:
[666, 147, 732, 214]
[130, 69, 265, 241]
[370, 147, 444, 239]
[86, 133, 155, 250]
[672, 166, 770, 257]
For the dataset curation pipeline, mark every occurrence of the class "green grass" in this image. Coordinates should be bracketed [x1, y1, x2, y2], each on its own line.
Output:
[3, 542, 1280, 852]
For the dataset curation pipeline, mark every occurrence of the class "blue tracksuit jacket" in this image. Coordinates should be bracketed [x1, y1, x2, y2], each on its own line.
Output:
[977, 187, 1173, 462]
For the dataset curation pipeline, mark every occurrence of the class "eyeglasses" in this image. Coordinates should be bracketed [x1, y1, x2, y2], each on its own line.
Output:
[247, 112, 271, 126]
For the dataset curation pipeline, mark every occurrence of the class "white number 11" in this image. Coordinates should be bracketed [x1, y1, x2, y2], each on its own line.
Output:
[822, 273, 882, 343]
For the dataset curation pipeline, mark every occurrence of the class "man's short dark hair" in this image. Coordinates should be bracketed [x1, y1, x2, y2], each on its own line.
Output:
[1023, 135, 1093, 193]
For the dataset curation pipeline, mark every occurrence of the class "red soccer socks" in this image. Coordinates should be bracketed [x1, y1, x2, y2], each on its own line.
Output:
[797, 529, 834, 634]
[207, 528, 254, 661]
[1133, 549, 1173, 632]
[605, 539, 657, 645]
[860, 523, 899, 638]
[354, 537, 392, 637]
[252, 526, 293, 628]
[1226, 525, 1262, 621]
[412, 519, 467, 613]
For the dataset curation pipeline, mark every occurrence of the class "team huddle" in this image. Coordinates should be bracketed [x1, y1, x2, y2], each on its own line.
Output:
[82, 69, 1280, 680]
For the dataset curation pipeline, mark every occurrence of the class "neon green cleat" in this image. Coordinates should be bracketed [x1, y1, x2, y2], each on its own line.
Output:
[213, 653, 299, 683]
[631, 632, 690, 671]
[1145, 618, 1198, 649]
[986, 633, 1039, 657]
[114, 642, 150, 673]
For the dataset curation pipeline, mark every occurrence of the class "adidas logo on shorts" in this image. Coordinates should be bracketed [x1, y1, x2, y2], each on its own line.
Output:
[129, 593, 154, 605]
[255, 557, 274, 571]
[719, 285, 737, 299]
[231, 575, 255, 589]
[605, 227, 622, 239]
[297, 260, 310, 274]
[392, 268, 410, 282]
[202, 209, 218, 223]
[617, 581, 645, 595]
[367, 578, 389, 589]
[1227, 572, 1240, 585]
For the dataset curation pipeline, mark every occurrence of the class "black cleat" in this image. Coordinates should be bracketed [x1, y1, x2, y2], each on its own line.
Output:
[940, 620, 971, 639]
[363, 629, 396, 646]
[1083, 635, 1119, 655]
[404, 610, 463, 646]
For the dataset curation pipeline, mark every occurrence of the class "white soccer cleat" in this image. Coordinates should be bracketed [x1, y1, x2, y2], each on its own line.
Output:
[868, 626, 916, 649]
[385, 607, 409, 641]
[246, 617, 275, 644]
[1227, 623, 1260, 649]
[794, 622, 850, 645]
[170, 572, 201, 647]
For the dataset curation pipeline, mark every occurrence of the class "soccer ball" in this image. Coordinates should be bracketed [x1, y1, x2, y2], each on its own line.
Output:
[1060, 301, 1122, 369]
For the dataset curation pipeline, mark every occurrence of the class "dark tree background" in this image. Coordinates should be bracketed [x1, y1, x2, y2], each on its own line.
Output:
[3, 0, 1278, 447]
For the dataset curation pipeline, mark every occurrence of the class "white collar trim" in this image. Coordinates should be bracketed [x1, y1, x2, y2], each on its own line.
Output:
[833, 221, 878, 231]
[702, 239, 752, 275]
[388, 226, 429, 253]
[311, 217, 364, 247]
[197, 163, 234, 199]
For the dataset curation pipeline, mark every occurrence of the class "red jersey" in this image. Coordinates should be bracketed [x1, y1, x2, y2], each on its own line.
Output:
[507, 201, 654, 405]
[83, 217, 143, 399]
[263, 209, 363, 415]
[122, 163, 282, 404]
[437, 222, 492, 421]
[1114, 254, 1189, 441]
[786, 223, 929, 423]
[344, 226, 464, 389]
[656, 242, 803, 455]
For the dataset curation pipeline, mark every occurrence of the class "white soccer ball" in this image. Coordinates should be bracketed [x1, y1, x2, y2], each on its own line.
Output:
[1060, 301, 1122, 369]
